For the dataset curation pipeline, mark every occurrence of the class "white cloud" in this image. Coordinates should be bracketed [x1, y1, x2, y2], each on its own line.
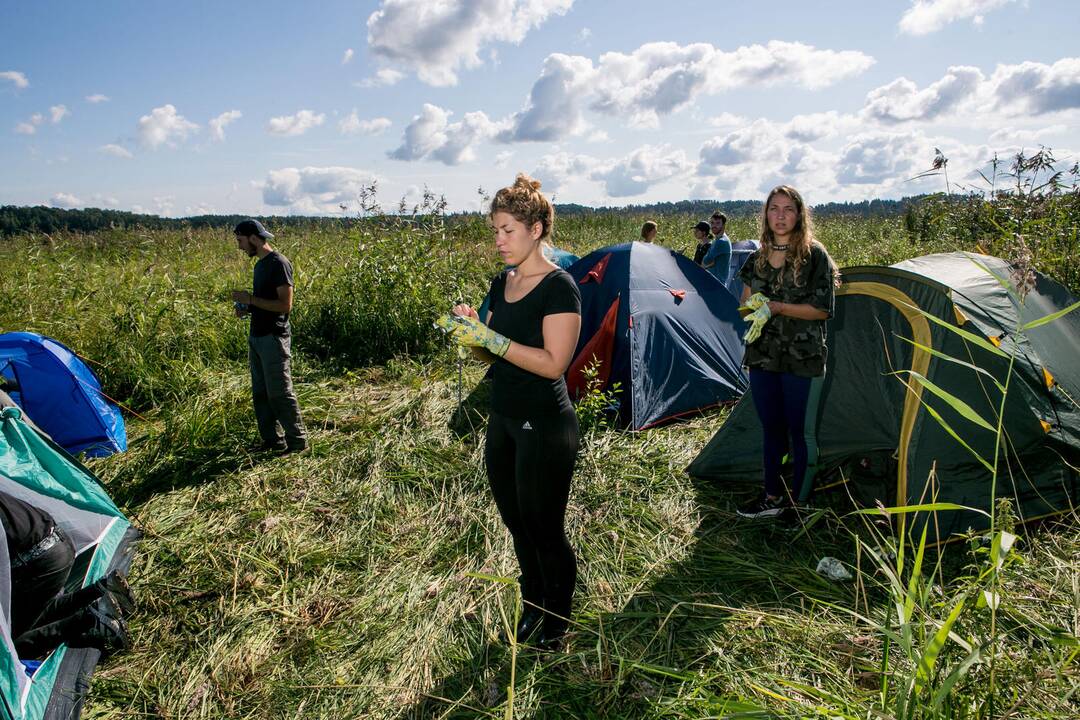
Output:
[100, 143, 133, 158]
[137, 104, 199, 149]
[494, 150, 514, 168]
[699, 120, 787, 169]
[589, 144, 693, 197]
[899, 0, 1016, 36]
[267, 109, 325, 136]
[495, 41, 873, 141]
[863, 66, 985, 123]
[50, 192, 83, 209]
[499, 53, 596, 142]
[357, 68, 405, 88]
[987, 124, 1068, 146]
[0, 71, 29, 89]
[86, 93, 109, 103]
[342, 48, 355, 65]
[261, 166, 380, 212]
[707, 112, 750, 128]
[154, 196, 176, 216]
[339, 111, 392, 135]
[49, 105, 69, 124]
[389, 103, 504, 165]
[14, 122, 36, 135]
[533, 151, 599, 193]
[783, 111, 862, 142]
[858, 57, 1080, 127]
[588, 41, 875, 128]
[836, 132, 928, 185]
[208, 110, 242, 142]
[89, 193, 120, 207]
[991, 57, 1080, 114]
[366, 0, 574, 86]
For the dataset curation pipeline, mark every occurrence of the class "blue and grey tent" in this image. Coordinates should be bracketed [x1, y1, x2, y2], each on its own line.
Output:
[1, 390, 137, 720]
[565, 242, 748, 429]
[0, 334, 126, 458]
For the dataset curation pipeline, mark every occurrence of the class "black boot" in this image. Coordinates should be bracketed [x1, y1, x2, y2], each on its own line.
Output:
[76, 593, 131, 656]
[513, 606, 545, 644]
[537, 615, 568, 652]
[93, 570, 135, 615]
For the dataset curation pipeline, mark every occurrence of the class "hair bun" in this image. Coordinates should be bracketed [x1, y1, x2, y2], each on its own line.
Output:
[514, 173, 542, 192]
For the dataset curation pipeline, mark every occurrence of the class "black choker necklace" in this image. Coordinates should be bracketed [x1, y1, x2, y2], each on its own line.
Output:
[772, 244, 790, 251]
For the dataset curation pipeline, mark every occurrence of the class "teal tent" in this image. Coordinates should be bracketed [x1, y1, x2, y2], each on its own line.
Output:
[689, 252, 1080, 538]
[0, 391, 137, 720]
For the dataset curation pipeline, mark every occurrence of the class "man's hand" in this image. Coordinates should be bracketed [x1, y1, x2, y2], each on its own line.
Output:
[231, 289, 252, 304]
[743, 303, 772, 344]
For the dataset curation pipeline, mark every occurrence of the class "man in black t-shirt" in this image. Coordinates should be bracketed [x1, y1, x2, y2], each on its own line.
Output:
[231, 219, 307, 454]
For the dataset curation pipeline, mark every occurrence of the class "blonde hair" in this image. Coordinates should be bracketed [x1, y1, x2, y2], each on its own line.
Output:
[489, 173, 554, 241]
[755, 185, 833, 289]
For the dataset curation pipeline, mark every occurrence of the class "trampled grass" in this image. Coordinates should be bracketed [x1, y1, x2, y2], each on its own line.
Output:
[2, 214, 1080, 718]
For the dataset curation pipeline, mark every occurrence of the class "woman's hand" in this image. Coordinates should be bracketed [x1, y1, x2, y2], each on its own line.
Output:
[452, 303, 479, 320]
[767, 300, 784, 316]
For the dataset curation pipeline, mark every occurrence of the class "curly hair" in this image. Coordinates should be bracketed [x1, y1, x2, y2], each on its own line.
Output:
[489, 173, 555, 241]
[755, 185, 832, 289]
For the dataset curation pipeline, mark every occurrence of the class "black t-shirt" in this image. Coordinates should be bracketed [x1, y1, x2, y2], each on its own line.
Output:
[693, 241, 712, 265]
[487, 268, 582, 420]
[250, 251, 294, 337]
[0, 489, 52, 556]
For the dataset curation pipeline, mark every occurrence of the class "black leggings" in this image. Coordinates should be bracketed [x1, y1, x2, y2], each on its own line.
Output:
[485, 409, 579, 632]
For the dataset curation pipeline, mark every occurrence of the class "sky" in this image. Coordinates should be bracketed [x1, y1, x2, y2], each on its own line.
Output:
[1, 0, 1078, 216]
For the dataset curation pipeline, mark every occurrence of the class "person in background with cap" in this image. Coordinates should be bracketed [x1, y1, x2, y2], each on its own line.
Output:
[701, 210, 733, 285]
[691, 220, 713, 265]
[231, 219, 308, 455]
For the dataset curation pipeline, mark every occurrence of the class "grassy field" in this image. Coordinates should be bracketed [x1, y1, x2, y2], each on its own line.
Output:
[3, 210, 1080, 719]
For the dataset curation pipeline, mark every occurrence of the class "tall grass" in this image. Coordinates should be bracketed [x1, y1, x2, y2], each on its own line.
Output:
[2, 192, 1079, 717]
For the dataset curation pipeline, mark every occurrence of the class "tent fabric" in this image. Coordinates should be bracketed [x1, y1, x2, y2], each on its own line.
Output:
[0, 393, 137, 720]
[0, 334, 126, 458]
[566, 242, 748, 429]
[688, 251, 1080, 537]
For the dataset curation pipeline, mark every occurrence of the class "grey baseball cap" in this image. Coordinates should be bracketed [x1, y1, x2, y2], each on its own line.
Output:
[234, 218, 274, 239]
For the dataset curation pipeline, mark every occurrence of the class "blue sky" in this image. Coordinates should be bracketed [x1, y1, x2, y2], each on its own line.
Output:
[1, 0, 1078, 216]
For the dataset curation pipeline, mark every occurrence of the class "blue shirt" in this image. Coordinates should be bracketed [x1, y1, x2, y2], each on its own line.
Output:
[701, 233, 732, 284]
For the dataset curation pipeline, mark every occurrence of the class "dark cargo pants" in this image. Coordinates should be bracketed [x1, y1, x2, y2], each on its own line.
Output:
[248, 333, 306, 450]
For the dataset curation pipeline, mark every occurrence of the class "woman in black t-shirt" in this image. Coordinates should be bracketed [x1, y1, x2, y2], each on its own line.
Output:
[446, 174, 582, 650]
[736, 185, 838, 519]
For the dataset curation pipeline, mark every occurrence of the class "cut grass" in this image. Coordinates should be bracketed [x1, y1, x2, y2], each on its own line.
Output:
[2, 218, 1078, 718]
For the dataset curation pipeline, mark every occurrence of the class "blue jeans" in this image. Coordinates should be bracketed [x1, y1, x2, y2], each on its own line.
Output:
[749, 369, 823, 501]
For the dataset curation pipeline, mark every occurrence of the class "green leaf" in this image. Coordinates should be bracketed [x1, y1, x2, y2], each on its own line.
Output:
[895, 335, 1006, 394]
[905, 302, 1009, 358]
[915, 595, 967, 694]
[1020, 298, 1080, 331]
[895, 369, 997, 432]
[849, 502, 991, 518]
[931, 645, 983, 709]
[919, 399, 996, 473]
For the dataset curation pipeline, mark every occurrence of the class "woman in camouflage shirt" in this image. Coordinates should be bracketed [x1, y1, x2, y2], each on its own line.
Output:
[736, 185, 839, 518]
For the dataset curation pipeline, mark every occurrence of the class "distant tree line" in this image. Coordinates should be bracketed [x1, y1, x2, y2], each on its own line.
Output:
[0, 196, 926, 237]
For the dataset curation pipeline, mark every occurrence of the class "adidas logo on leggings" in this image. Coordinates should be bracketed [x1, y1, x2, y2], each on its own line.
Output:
[521, 421, 533, 430]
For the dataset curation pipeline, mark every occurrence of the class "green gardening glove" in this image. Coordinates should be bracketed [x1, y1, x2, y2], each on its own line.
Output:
[739, 292, 770, 313]
[435, 314, 511, 357]
[743, 302, 772, 344]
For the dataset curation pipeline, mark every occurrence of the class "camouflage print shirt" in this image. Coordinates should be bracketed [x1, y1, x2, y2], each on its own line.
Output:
[738, 241, 837, 377]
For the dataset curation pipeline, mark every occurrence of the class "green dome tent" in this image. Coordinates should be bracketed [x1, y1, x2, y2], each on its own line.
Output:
[0, 390, 138, 720]
[688, 252, 1080, 539]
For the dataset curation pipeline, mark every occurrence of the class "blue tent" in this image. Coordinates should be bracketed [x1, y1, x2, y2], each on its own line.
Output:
[0, 334, 126, 458]
[565, 242, 748, 429]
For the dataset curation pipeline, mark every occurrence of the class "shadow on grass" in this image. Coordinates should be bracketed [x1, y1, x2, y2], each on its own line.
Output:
[397, 420, 869, 718]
